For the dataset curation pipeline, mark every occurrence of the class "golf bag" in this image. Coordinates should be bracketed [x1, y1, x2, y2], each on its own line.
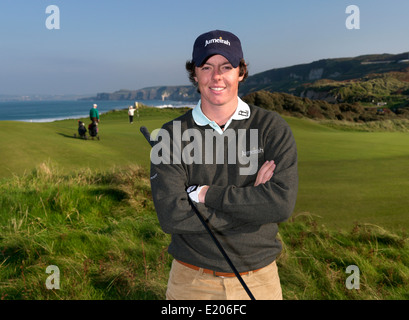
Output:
[88, 121, 99, 140]
[73, 120, 88, 139]
[78, 121, 87, 139]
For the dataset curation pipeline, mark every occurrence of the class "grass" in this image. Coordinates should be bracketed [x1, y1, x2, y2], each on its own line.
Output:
[1, 107, 408, 231]
[0, 106, 188, 178]
[285, 117, 409, 231]
[0, 162, 171, 299]
[0, 163, 407, 300]
[1, 106, 409, 299]
[278, 213, 409, 300]
[318, 118, 409, 132]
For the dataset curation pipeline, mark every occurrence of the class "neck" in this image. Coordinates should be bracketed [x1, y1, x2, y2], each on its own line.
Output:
[200, 97, 238, 126]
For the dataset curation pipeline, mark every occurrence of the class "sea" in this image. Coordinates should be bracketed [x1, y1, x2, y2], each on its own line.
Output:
[0, 100, 196, 122]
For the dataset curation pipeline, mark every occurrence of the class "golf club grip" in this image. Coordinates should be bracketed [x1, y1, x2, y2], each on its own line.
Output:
[140, 126, 155, 147]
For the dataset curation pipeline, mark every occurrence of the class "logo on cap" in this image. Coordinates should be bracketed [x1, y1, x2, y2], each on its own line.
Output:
[205, 37, 231, 47]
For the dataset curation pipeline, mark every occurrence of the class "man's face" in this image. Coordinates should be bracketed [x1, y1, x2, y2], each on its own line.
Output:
[194, 55, 244, 109]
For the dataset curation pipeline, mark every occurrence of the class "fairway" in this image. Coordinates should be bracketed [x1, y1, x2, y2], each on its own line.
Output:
[287, 117, 409, 231]
[1, 108, 408, 232]
[0, 108, 183, 178]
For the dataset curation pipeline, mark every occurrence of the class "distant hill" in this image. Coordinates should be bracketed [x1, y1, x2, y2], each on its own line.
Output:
[83, 52, 409, 108]
[298, 72, 409, 103]
[239, 52, 409, 98]
[241, 90, 409, 123]
[83, 86, 200, 102]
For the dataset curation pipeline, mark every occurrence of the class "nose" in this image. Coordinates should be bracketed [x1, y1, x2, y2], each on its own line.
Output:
[211, 67, 222, 81]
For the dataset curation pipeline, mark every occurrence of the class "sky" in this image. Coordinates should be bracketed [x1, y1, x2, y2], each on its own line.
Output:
[1, 0, 409, 96]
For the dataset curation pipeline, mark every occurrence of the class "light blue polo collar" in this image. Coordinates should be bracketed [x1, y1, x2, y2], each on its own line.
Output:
[192, 97, 251, 135]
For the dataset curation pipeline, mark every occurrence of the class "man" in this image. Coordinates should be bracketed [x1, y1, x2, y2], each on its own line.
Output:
[150, 30, 298, 300]
[90, 104, 100, 123]
[128, 106, 135, 123]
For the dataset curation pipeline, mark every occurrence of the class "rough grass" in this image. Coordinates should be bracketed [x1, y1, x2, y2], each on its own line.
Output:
[319, 118, 409, 132]
[278, 213, 409, 300]
[0, 162, 170, 300]
[1, 163, 408, 300]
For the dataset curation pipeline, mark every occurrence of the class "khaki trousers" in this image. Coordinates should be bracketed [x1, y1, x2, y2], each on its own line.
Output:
[166, 259, 282, 300]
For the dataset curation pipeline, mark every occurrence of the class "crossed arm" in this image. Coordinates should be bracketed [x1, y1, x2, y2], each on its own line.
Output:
[197, 160, 276, 203]
[151, 116, 298, 233]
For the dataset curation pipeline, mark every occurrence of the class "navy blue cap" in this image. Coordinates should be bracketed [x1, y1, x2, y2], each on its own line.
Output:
[192, 30, 243, 68]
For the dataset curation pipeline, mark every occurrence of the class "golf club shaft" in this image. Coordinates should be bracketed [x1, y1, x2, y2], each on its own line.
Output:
[187, 196, 255, 300]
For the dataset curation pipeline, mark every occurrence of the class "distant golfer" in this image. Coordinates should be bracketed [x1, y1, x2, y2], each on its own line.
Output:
[128, 106, 135, 123]
[89, 104, 100, 123]
[150, 30, 298, 300]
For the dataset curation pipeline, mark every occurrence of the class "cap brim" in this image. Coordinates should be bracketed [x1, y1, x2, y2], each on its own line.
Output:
[194, 49, 241, 68]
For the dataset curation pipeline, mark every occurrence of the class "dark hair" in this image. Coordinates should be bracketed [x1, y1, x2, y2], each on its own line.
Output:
[185, 58, 249, 92]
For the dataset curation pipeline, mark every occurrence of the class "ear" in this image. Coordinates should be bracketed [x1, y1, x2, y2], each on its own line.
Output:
[193, 66, 199, 83]
[238, 62, 247, 82]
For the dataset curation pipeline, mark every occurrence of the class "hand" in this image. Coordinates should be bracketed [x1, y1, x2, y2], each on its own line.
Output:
[187, 185, 209, 203]
[254, 160, 276, 187]
[188, 160, 275, 204]
[198, 186, 209, 203]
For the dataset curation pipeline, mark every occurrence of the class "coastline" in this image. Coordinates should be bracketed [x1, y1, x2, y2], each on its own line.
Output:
[0, 100, 196, 123]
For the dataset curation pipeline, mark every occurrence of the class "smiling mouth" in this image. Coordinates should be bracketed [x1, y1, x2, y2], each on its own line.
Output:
[210, 87, 225, 92]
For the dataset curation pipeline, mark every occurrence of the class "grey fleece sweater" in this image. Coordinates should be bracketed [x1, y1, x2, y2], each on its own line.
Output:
[150, 104, 298, 273]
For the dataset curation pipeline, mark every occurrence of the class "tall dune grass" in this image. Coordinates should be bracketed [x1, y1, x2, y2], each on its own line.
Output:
[278, 213, 409, 299]
[0, 162, 170, 299]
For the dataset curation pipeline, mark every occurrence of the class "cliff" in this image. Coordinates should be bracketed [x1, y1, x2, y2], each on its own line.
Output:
[87, 86, 200, 102]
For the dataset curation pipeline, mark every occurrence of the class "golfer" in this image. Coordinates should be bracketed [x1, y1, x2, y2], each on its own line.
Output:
[89, 104, 100, 123]
[150, 30, 298, 300]
[128, 106, 135, 123]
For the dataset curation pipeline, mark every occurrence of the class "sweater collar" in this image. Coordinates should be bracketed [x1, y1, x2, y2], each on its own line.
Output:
[192, 97, 250, 135]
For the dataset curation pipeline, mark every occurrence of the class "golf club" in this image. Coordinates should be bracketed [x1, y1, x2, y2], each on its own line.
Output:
[140, 126, 155, 147]
[139, 125, 255, 300]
